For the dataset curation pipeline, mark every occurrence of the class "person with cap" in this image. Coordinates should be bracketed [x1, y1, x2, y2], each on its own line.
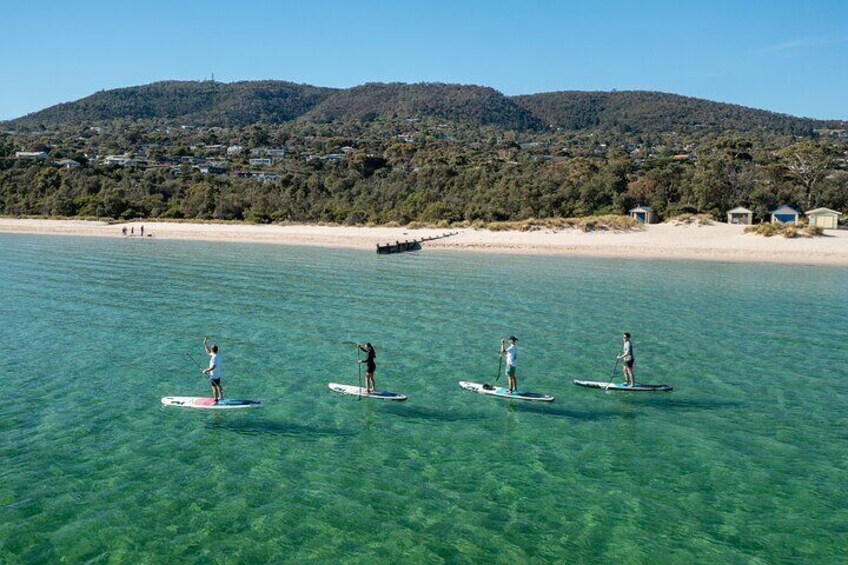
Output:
[358, 342, 377, 393]
[202, 336, 223, 403]
[617, 332, 635, 387]
[500, 336, 519, 393]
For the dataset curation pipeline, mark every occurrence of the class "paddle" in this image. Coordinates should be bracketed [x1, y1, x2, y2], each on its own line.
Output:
[604, 357, 620, 392]
[494, 346, 503, 383]
[184, 352, 206, 373]
[356, 344, 362, 400]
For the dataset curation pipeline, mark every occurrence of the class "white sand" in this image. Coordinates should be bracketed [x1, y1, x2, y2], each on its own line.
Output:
[0, 218, 846, 266]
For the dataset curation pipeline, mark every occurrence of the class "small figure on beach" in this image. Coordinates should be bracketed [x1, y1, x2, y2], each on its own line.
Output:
[140, 225, 144, 237]
[130, 226, 134, 236]
[617, 332, 635, 386]
[122, 226, 127, 236]
[358, 342, 377, 393]
[203, 337, 223, 403]
[501, 336, 518, 393]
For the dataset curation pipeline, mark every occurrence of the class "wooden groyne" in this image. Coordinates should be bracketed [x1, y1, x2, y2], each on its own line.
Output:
[376, 231, 459, 254]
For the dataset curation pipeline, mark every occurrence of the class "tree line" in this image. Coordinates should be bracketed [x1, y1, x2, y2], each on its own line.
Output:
[1, 119, 845, 225]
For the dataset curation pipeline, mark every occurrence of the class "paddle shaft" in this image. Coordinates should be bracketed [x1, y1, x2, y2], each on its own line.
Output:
[495, 351, 503, 382]
[356, 345, 362, 400]
[185, 352, 206, 372]
[604, 357, 620, 391]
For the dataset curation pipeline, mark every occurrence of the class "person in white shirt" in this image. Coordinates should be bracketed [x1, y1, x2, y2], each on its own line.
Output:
[501, 336, 519, 393]
[202, 337, 223, 403]
[617, 332, 635, 387]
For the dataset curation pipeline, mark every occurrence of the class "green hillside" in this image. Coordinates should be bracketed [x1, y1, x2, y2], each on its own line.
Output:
[7, 80, 839, 135]
[7, 80, 336, 128]
[303, 82, 543, 130]
[513, 90, 834, 135]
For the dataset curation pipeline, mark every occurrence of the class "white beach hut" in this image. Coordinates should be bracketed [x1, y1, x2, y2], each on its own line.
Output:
[805, 207, 842, 229]
[727, 206, 754, 225]
[769, 205, 800, 225]
[629, 205, 655, 224]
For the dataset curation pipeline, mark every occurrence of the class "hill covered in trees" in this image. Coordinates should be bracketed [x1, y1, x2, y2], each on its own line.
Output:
[513, 91, 830, 135]
[1, 80, 845, 227]
[5, 80, 840, 135]
[7, 81, 337, 128]
[303, 83, 543, 130]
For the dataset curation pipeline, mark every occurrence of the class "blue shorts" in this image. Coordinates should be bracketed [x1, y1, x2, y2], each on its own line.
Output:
[506, 365, 516, 377]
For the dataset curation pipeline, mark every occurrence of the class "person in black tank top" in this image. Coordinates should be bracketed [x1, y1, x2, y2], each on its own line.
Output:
[358, 343, 377, 393]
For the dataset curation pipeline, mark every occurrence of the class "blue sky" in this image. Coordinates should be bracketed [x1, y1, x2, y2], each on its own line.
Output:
[1, 0, 845, 120]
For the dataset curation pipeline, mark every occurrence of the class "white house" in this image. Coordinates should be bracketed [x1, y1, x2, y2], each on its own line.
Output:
[16, 151, 48, 160]
[56, 159, 80, 169]
[805, 207, 842, 229]
[103, 155, 144, 167]
[248, 157, 273, 167]
[727, 206, 754, 225]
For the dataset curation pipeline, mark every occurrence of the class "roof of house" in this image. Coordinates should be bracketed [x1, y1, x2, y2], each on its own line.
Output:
[805, 207, 843, 216]
[629, 205, 653, 213]
[727, 206, 753, 214]
[769, 205, 799, 215]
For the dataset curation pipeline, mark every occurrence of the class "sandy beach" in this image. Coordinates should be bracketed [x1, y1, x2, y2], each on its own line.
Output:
[0, 218, 846, 266]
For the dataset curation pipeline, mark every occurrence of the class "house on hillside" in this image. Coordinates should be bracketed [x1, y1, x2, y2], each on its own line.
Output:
[805, 208, 842, 229]
[769, 205, 800, 225]
[16, 151, 48, 160]
[103, 155, 139, 167]
[56, 159, 80, 169]
[727, 206, 754, 225]
[629, 205, 655, 224]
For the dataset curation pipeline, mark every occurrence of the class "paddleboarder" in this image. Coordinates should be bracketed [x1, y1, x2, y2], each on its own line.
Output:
[358, 342, 377, 394]
[501, 336, 519, 393]
[202, 337, 223, 403]
[617, 332, 635, 387]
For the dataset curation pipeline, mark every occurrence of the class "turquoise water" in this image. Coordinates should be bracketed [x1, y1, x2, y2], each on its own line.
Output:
[1, 233, 846, 563]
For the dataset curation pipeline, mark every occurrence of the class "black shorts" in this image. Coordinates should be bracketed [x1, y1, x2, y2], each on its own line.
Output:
[624, 359, 634, 369]
[366, 364, 376, 374]
[210, 377, 221, 385]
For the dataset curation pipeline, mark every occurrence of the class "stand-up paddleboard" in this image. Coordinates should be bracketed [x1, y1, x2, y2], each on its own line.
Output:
[328, 383, 407, 401]
[573, 380, 673, 392]
[459, 381, 554, 402]
[161, 397, 262, 409]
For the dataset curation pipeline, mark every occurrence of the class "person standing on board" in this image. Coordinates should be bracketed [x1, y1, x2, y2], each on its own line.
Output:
[617, 332, 635, 387]
[501, 336, 519, 393]
[203, 337, 223, 403]
[358, 343, 377, 393]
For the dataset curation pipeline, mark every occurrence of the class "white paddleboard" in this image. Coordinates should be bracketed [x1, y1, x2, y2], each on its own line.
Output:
[573, 380, 673, 392]
[327, 383, 407, 401]
[161, 397, 262, 410]
[459, 381, 554, 402]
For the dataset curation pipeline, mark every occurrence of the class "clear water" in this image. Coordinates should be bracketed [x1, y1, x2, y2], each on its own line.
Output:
[1, 234, 846, 563]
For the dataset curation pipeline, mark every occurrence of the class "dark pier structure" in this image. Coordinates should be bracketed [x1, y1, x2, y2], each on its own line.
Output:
[376, 232, 459, 255]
